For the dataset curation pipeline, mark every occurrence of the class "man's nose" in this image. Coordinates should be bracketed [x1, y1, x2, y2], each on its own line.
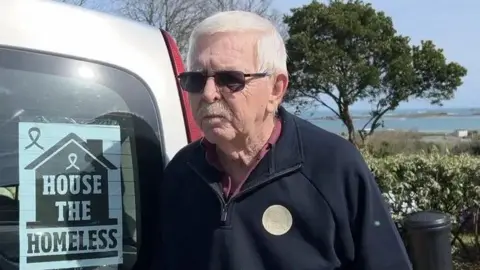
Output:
[202, 77, 221, 103]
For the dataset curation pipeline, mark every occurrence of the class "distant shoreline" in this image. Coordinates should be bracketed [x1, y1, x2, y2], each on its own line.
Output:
[368, 130, 478, 144]
[311, 111, 480, 121]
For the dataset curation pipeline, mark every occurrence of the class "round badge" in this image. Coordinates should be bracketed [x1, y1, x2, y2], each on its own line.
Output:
[261, 204, 293, 236]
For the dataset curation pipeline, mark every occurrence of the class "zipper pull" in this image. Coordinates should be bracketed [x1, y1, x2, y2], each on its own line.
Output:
[220, 206, 228, 223]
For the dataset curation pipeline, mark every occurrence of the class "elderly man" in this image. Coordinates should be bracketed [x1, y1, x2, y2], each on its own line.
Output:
[158, 10, 412, 270]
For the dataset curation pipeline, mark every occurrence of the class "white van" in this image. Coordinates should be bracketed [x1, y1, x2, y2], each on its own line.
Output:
[0, 1, 202, 269]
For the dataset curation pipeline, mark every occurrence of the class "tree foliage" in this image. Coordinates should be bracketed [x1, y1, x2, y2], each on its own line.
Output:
[284, 0, 467, 143]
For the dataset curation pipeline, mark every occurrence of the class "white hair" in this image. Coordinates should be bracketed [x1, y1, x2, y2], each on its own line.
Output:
[186, 11, 287, 75]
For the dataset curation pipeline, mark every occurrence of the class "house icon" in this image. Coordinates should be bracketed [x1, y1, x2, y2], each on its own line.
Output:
[24, 133, 118, 228]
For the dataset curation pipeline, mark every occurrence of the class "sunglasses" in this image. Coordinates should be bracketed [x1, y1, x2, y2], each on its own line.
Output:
[177, 70, 269, 93]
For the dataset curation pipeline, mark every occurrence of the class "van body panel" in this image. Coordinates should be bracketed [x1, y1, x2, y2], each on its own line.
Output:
[0, 0, 190, 161]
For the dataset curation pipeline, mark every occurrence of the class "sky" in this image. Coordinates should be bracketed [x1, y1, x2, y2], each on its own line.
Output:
[273, 0, 479, 109]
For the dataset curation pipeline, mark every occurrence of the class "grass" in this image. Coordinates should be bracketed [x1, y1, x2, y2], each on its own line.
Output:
[454, 233, 480, 262]
[359, 130, 480, 157]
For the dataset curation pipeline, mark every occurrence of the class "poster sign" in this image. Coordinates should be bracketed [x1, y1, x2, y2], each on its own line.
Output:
[18, 122, 123, 270]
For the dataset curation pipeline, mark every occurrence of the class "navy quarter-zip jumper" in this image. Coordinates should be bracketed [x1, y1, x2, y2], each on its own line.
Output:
[156, 107, 412, 270]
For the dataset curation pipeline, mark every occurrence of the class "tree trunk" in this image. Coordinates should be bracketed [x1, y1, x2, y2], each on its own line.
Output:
[345, 119, 356, 144]
[340, 106, 356, 145]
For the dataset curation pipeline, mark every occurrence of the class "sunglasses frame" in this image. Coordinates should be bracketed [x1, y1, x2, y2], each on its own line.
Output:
[177, 70, 269, 93]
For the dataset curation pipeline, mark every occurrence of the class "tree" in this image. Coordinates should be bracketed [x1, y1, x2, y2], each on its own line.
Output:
[114, 0, 204, 54]
[200, 0, 288, 39]
[267, 8, 289, 40]
[55, 0, 108, 11]
[284, 0, 467, 144]
[200, 0, 272, 15]
[114, 0, 283, 54]
[56, 0, 89, 6]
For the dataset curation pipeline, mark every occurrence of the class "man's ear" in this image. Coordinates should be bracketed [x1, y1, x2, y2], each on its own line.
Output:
[267, 73, 288, 113]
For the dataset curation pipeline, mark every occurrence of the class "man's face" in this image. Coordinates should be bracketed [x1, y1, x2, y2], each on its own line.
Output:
[188, 32, 279, 142]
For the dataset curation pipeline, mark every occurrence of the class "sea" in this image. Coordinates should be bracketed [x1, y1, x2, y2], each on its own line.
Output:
[295, 107, 480, 134]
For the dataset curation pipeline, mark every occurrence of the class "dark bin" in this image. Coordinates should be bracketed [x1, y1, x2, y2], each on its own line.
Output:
[404, 211, 453, 270]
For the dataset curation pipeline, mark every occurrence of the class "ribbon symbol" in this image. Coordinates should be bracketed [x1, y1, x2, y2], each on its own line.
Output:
[66, 153, 80, 171]
[24, 127, 44, 150]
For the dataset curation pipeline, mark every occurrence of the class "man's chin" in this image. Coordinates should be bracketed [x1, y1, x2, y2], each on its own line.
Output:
[202, 116, 225, 124]
[201, 117, 228, 129]
[202, 127, 235, 143]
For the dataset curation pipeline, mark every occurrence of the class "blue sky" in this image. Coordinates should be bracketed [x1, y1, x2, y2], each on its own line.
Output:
[274, 0, 478, 109]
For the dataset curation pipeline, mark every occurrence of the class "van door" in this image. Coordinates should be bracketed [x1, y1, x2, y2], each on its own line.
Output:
[0, 47, 163, 269]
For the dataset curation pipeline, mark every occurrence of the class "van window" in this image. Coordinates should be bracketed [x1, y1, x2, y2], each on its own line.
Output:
[0, 48, 164, 269]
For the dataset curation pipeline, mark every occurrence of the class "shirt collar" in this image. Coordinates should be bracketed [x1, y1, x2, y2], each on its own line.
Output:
[201, 117, 282, 170]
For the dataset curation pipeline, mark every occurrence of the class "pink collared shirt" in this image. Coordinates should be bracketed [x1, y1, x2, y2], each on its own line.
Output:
[202, 118, 282, 197]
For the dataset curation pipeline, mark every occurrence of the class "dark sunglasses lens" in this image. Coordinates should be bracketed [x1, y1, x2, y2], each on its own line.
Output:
[215, 71, 246, 92]
[179, 72, 206, 93]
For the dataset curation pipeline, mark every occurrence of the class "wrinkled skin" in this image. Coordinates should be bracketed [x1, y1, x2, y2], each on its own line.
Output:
[188, 32, 288, 156]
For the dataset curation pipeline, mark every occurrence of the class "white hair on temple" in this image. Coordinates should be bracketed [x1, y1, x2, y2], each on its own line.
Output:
[186, 10, 287, 74]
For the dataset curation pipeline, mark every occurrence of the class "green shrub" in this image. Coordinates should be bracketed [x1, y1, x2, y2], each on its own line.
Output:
[362, 150, 480, 223]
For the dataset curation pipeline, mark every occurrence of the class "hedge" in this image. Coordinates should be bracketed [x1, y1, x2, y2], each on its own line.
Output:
[362, 150, 480, 224]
